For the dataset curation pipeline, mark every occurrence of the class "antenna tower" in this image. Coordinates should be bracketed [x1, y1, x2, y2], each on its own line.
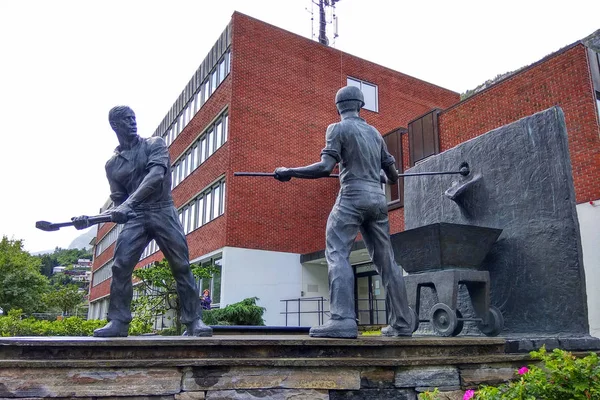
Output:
[307, 0, 340, 46]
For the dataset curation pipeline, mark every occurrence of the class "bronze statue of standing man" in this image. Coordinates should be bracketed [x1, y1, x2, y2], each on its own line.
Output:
[275, 86, 413, 338]
[73, 106, 211, 337]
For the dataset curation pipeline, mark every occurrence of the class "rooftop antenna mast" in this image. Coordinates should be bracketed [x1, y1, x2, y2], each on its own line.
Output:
[309, 0, 340, 46]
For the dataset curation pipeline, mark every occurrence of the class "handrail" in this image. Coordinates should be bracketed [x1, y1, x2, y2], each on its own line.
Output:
[280, 296, 329, 327]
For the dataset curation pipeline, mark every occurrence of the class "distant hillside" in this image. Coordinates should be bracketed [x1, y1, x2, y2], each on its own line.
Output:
[68, 228, 96, 250]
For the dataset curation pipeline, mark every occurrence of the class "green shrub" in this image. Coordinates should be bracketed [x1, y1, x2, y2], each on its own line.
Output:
[419, 346, 600, 400]
[360, 330, 382, 336]
[0, 298, 267, 336]
[202, 297, 265, 326]
[0, 309, 152, 336]
[158, 326, 179, 336]
[128, 317, 154, 336]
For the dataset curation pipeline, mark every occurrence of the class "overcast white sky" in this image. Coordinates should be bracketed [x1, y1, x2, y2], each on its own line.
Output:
[1, 0, 599, 253]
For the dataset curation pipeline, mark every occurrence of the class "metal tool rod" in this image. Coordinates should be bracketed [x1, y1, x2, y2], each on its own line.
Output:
[399, 170, 464, 177]
[234, 166, 469, 179]
[35, 214, 113, 232]
[234, 172, 340, 178]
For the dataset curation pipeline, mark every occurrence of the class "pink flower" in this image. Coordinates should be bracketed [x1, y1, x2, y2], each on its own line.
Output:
[463, 389, 475, 400]
[518, 367, 529, 375]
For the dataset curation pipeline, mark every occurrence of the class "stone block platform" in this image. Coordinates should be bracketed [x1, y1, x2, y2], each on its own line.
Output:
[0, 335, 594, 399]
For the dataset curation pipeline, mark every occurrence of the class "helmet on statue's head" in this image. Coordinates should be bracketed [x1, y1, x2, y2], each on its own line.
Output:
[335, 85, 365, 108]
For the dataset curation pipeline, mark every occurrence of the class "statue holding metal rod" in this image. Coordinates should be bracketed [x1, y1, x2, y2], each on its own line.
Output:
[68, 106, 211, 338]
[274, 86, 413, 338]
[233, 88, 469, 338]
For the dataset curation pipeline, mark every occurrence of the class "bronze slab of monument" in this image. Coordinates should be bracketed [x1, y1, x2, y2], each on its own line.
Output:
[404, 107, 595, 341]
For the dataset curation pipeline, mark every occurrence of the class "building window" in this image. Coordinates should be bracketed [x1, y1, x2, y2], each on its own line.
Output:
[196, 256, 222, 307]
[383, 128, 405, 209]
[161, 49, 231, 148]
[596, 91, 600, 120]
[92, 259, 114, 286]
[174, 177, 226, 236]
[95, 224, 124, 256]
[347, 77, 378, 112]
[408, 109, 440, 166]
[171, 110, 229, 189]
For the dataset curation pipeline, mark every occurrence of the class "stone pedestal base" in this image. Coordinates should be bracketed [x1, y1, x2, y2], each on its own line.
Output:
[0, 335, 598, 399]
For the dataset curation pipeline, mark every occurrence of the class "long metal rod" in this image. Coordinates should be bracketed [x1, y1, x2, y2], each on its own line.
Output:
[234, 167, 469, 179]
[399, 170, 465, 177]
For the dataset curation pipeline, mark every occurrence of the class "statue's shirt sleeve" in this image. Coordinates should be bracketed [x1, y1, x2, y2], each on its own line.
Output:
[321, 124, 342, 163]
[381, 139, 396, 168]
[146, 137, 170, 172]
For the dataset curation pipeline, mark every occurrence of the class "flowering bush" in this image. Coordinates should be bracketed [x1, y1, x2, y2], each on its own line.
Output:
[419, 346, 600, 400]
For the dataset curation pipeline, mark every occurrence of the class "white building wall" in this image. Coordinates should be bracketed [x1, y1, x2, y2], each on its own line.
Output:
[220, 247, 302, 326]
[298, 263, 330, 327]
[577, 200, 600, 338]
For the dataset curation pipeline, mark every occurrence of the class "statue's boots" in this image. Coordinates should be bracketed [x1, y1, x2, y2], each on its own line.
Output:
[381, 325, 413, 337]
[182, 318, 213, 337]
[93, 320, 129, 337]
[309, 318, 357, 338]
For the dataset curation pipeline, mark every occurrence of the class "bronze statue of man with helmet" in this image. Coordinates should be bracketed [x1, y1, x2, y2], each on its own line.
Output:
[274, 85, 413, 338]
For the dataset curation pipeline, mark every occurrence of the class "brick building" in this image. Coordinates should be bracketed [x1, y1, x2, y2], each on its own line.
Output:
[88, 13, 600, 334]
[87, 12, 459, 325]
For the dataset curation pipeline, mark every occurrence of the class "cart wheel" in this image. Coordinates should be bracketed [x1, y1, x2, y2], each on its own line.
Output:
[477, 306, 504, 336]
[430, 303, 458, 337]
[409, 306, 419, 333]
[452, 309, 464, 337]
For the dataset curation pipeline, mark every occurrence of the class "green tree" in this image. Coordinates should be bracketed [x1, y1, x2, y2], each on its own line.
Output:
[0, 237, 49, 314]
[49, 272, 75, 286]
[44, 284, 86, 315]
[38, 253, 58, 277]
[53, 247, 92, 267]
[132, 259, 218, 334]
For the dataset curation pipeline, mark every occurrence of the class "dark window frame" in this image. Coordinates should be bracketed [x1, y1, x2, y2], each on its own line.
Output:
[383, 127, 406, 210]
[408, 109, 441, 167]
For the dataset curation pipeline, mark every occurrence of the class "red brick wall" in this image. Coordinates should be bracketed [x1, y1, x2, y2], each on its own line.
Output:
[93, 242, 114, 272]
[438, 44, 600, 204]
[226, 13, 459, 254]
[96, 222, 115, 243]
[89, 279, 110, 302]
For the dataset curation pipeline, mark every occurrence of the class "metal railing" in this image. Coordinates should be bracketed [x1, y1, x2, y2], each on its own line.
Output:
[356, 298, 387, 325]
[280, 296, 329, 327]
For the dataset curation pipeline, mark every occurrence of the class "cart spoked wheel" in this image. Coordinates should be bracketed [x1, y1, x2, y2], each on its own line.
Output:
[430, 303, 458, 337]
[477, 306, 504, 336]
[409, 307, 419, 333]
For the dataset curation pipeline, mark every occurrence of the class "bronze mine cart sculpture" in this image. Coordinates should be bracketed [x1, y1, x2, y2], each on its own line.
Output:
[395, 222, 504, 337]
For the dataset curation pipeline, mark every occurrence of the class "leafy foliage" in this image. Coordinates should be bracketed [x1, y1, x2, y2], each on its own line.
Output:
[474, 347, 600, 400]
[0, 309, 152, 336]
[43, 284, 86, 315]
[419, 347, 600, 400]
[49, 272, 76, 287]
[0, 237, 49, 314]
[0, 309, 103, 336]
[419, 388, 440, 400]
[202, 297, 266, 326]
[132, 258, 219, 334]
